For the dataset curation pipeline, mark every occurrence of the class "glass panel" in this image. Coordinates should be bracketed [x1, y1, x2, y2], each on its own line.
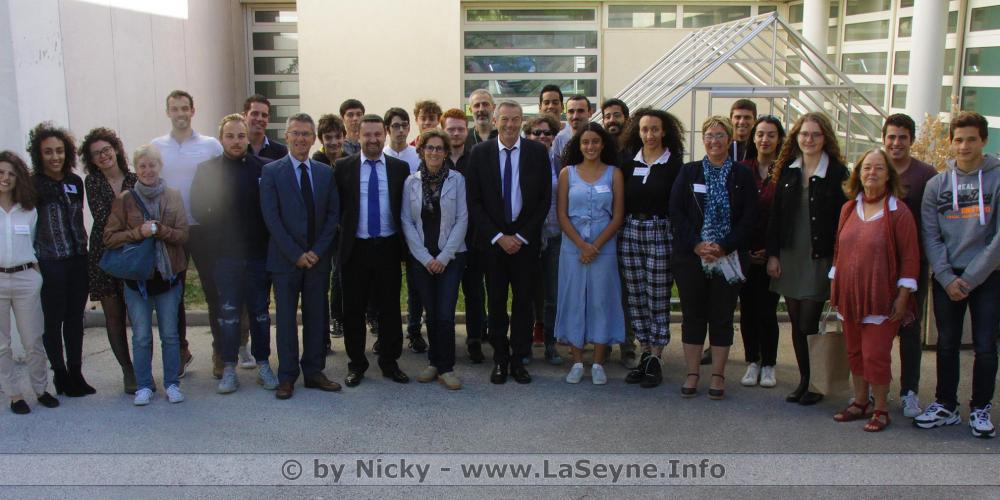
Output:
[944, 48, 955, 75]
[608, 5, 677, 28]
[760, 6, 778, 14]
[251, 32, 298, 51]
[464, 79, 597, 98]
[988, 129, 1000, 154]
[965, 47, 1000, 76]
[898, 16, 912, 37]
[828, 25, 838, 46]
[464, 31, 598, 49]
[971, 6, 1000, 31]
[855, 83, 886, 105]
[254, 10, 297, 23]
[254, 81, 300, 100]
[841, 52, 888, 74]
[844, 19, 889, 41]
[253, 57, 298, 75]
[790, 4, 803, 23]
[846, 0, 891, 16]
[467, 9, 594, 22]
[831, 1, 841, 18]
[894, 51, 909, 75]
[961, 87, 1000, 116]
[265, 129, 284, 143]
[682, 5, 752, 28]
[948, 11, 959, 33]
[269, 105, 300, 123]
[900, 0, 913, 7]
[465, 55, 597, 73]
[892, 84, 907, 108]
[941, 86, 954, 113]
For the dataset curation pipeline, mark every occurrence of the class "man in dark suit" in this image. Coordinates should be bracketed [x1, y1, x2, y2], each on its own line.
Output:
[335, 114, 411, 387]
[259, 113, 342, 399]
[466, 100, 552, 384]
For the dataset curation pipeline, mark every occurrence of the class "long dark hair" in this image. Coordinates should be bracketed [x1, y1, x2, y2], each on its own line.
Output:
[0, 151, 36, 210]
[773, 112, 843, 181]
[27, 122, 77, 176]
[561, 123, 620, 168]
[745, 115, 786, 161]
[80, 127, 129, 177]
[621, 107, 685, 159]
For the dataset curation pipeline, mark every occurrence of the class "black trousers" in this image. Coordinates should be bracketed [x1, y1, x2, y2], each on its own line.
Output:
[738, 263, 781, 366]
[179, 225, 221, 356]
[897, 261, 928, 396]
[461, 247, 488, 344]
[673, 256, 742, 347]
[485, 245, 535, 367]
[342, 236, 403, 374]
[38, 255, 88, 371]
[272, 266, 330, 383]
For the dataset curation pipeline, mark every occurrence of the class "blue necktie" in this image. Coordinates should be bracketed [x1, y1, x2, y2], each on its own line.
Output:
[366, 159, 380, 238]
[503, 148, 514, 224]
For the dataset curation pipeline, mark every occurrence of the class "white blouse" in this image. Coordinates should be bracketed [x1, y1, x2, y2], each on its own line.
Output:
[0, 203, 37, 268]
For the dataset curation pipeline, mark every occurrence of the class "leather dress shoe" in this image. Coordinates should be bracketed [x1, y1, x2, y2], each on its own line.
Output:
[382, 368, 410, 384]
[345, 371, 364, 387]
[490, 364, 507, 384]
[304, 373, 342, 392]
[275, 381, 294, 400]
[510, 365, 532, 384]
[798, 391, 824, 406]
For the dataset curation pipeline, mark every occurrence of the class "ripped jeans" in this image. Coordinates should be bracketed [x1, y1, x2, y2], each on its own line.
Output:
[214, 257, 271, 365]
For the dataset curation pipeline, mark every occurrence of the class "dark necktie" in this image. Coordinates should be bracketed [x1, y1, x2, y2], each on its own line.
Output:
[503, 147, 514, 224]
[299, 163, 315, 246]
[366, 159, 381, 238]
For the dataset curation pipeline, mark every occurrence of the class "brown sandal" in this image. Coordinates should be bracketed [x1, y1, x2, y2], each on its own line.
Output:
[833, 401, 872, 422]
[863, 410, 891, 432]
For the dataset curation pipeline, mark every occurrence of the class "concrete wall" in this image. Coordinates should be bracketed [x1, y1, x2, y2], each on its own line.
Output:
[297, 0, 463, 142]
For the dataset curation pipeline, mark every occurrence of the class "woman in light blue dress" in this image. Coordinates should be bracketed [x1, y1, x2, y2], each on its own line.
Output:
[555, 123, 626, 385]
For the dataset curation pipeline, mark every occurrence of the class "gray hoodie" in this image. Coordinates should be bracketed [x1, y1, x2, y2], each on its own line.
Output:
[921, 154, 1000, 290]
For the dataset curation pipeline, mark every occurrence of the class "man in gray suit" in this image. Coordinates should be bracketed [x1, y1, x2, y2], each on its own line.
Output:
[259, 113, 342, 399]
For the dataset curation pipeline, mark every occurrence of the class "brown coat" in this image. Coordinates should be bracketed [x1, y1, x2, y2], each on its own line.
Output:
[103, 187, 189, 274]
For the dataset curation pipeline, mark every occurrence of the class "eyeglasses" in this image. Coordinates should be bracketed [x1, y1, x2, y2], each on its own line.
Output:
[91, 146, 115, 158]
[530, 130, 554, 137]
[389, 122, 409, 131]
[703, 133, 729, 141]
[422, 145, 446, 153]
[798, 131, 823, 140]
[287, 131, 314, 138]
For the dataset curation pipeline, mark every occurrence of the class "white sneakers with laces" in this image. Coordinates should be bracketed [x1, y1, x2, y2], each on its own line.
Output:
[166, 384, 185, 404]
[970, 404, 995, 439]
[591, 364, 607, 385]
[914, 402, 961, 429]
[565, 363, 584, 384]
[901, 390, 922, 418]
[759, 366, 776, 388]
[741, 363, 760, 386]
[133, 388, 153, 406]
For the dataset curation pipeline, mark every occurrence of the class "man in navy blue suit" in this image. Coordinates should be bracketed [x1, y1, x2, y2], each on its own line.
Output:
[259, 113, 342, 399]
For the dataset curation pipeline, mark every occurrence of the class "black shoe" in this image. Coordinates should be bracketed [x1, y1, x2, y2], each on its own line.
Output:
[61, 368, 85, 398]
[372, 339, 380, 354]
[490, 364, 507, 384]
[36, 392, 59, 408]
[468, 342, 485, 364]
[510, 365, 532, 384]
[798, 391, 824, 406]
[408, 334, 428, 353]
[700, 348, 712, 366]
[382, 368, 410, 384]
[786, 381, 808, 403]
[10, 399, 29, 414]
[640, 356, 663, 388]
[345, 371, 365, 387]
[69, 366, 96, 396]
[625, 352, 652, 384]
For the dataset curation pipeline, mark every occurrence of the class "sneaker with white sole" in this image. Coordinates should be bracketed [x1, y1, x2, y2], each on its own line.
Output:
[133, 388, 153, 406]
[901, 390, 922, 418]
[238, 346, 256, 369]
[759, 366, 776, 388]
[565, 363, 584, 384]
[914, 402, 961, 429]
[256, 363, 279, 390]
[741, 362, 760, 386]
[166, 384, 184, 404]
[592, 364, 607, 385]
[217, 365, 239, 394]
[970, 404, 995, 439]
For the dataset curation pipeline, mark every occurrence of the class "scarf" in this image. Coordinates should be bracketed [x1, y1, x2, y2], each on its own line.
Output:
[418, 162, 449, 214]
[133, 179, 174, 282]
[700, 156, 733, 244]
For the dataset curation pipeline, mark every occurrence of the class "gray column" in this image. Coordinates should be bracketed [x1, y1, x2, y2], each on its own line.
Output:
[905, 0, 948, 126]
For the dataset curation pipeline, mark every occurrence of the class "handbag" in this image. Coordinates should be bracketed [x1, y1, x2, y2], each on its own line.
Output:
[98, 192, 156, 281]
[807, 302, 850, 395]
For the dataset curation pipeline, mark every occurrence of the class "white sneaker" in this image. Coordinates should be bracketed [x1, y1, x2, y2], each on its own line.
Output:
[565, 363, 584, 384]
[166, 384, 185, 404]
[759, 365, 776, 388]
[591, 364, 607, 385]
[914, 402, 961, 429]
[238, 345, 256, 369]
[901, 390, 922, 418]
[970, 404, 995, 439]
[741, 363, 760, 386]
[133, 388, 153, 406]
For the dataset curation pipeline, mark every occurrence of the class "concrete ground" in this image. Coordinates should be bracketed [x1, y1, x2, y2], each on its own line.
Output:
[0, 321, 997, 498]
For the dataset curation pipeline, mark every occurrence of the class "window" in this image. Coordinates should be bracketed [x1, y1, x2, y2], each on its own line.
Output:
[891, 50, 955, 76]
[846, 0, 891, 16]
[467, 9, 594, 22]
[899, 12, 958, 37]
[900, 0, 913, 7]
[965, 47, 1000, 76]
[790, 4, 803, 23]
[941, 86, 953, 113]
[961, 87, 1000, 116]
[464, 79, 598, 99]
[844, 20, 889, 41]
[842, 52, 888, 74]
[855, 83, 886, 106]
[759, 6, 778, 14]
[892, 84, 906, 108]
[464, 31, 597, 50]
[609, 5, 676, 28]
[465, 55, 597, 73]
[989, 129, 1000, 154]
[682, 6, 751, 28]
[971, 5, 1000, 31]
[247, 7, 299, 141]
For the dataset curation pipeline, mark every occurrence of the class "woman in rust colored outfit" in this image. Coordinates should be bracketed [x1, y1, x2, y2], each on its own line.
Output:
[830, 148, 919, 432]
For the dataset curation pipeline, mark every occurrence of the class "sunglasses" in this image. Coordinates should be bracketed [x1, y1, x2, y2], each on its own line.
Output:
[530, 129, 555, 137]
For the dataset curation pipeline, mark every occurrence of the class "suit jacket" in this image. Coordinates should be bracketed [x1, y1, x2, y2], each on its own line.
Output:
[334, 153, 409, 262]
[259, 155, 340, 273]
[465, 137, 552, 251]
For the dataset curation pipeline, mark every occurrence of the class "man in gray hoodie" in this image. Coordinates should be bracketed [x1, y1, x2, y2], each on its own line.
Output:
[915, 111, 1000, 439]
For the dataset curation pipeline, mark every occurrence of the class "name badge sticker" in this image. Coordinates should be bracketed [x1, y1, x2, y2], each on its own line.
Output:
[693, 183, 707, 193]
[632, 167, 650, 177]
[594, 184, 611, 194]
[63, 183, 78, 194]
[14, 224, 30, 235]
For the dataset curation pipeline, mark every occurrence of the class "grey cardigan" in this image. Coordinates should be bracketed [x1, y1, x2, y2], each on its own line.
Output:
[401, 169, 468, 267]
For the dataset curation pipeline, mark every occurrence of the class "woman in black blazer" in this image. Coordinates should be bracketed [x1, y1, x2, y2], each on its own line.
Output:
[765, 112, 849, 406]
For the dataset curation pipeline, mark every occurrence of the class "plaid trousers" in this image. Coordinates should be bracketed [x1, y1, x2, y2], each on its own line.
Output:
[617, 216, 672, 346]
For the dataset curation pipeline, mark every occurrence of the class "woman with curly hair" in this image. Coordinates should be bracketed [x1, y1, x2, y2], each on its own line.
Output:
[81, 127, 138, 394]
[28, 122, 93, 397]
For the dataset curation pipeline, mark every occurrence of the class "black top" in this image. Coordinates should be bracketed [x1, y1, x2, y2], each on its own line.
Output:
[422, 198, 442, 257]
[253, 139, 288, 162]
[620, 152, 684, 217]
[669, 160, 758, 258]
[312, 149, 346, 168]
[466, 128, 498, 147]
[730, 139, 752, 164]
[189, 153, 269, 259]
[765, 157, 849, 260]
[33, 172, 88, 260]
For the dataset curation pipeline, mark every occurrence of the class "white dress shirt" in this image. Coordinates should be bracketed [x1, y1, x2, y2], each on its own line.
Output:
[152, 131, 223, 225]
[0, 204, 37, 267]
[357, 154, 395, 238]
[289, 155, 316, 195]
[492, 137, 528, 245]
[383, 145, 421, 174]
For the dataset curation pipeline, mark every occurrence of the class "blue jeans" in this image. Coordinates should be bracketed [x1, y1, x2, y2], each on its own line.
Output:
[214, 257, 271, 364]
[124, 282, 182, 390]
[933, 271, 1000, 410]
[409, 253, 466, 373]
[540, 235, 561, 345]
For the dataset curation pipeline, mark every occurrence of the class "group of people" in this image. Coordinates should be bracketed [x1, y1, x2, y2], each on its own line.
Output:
[0, 86, 996, 439]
